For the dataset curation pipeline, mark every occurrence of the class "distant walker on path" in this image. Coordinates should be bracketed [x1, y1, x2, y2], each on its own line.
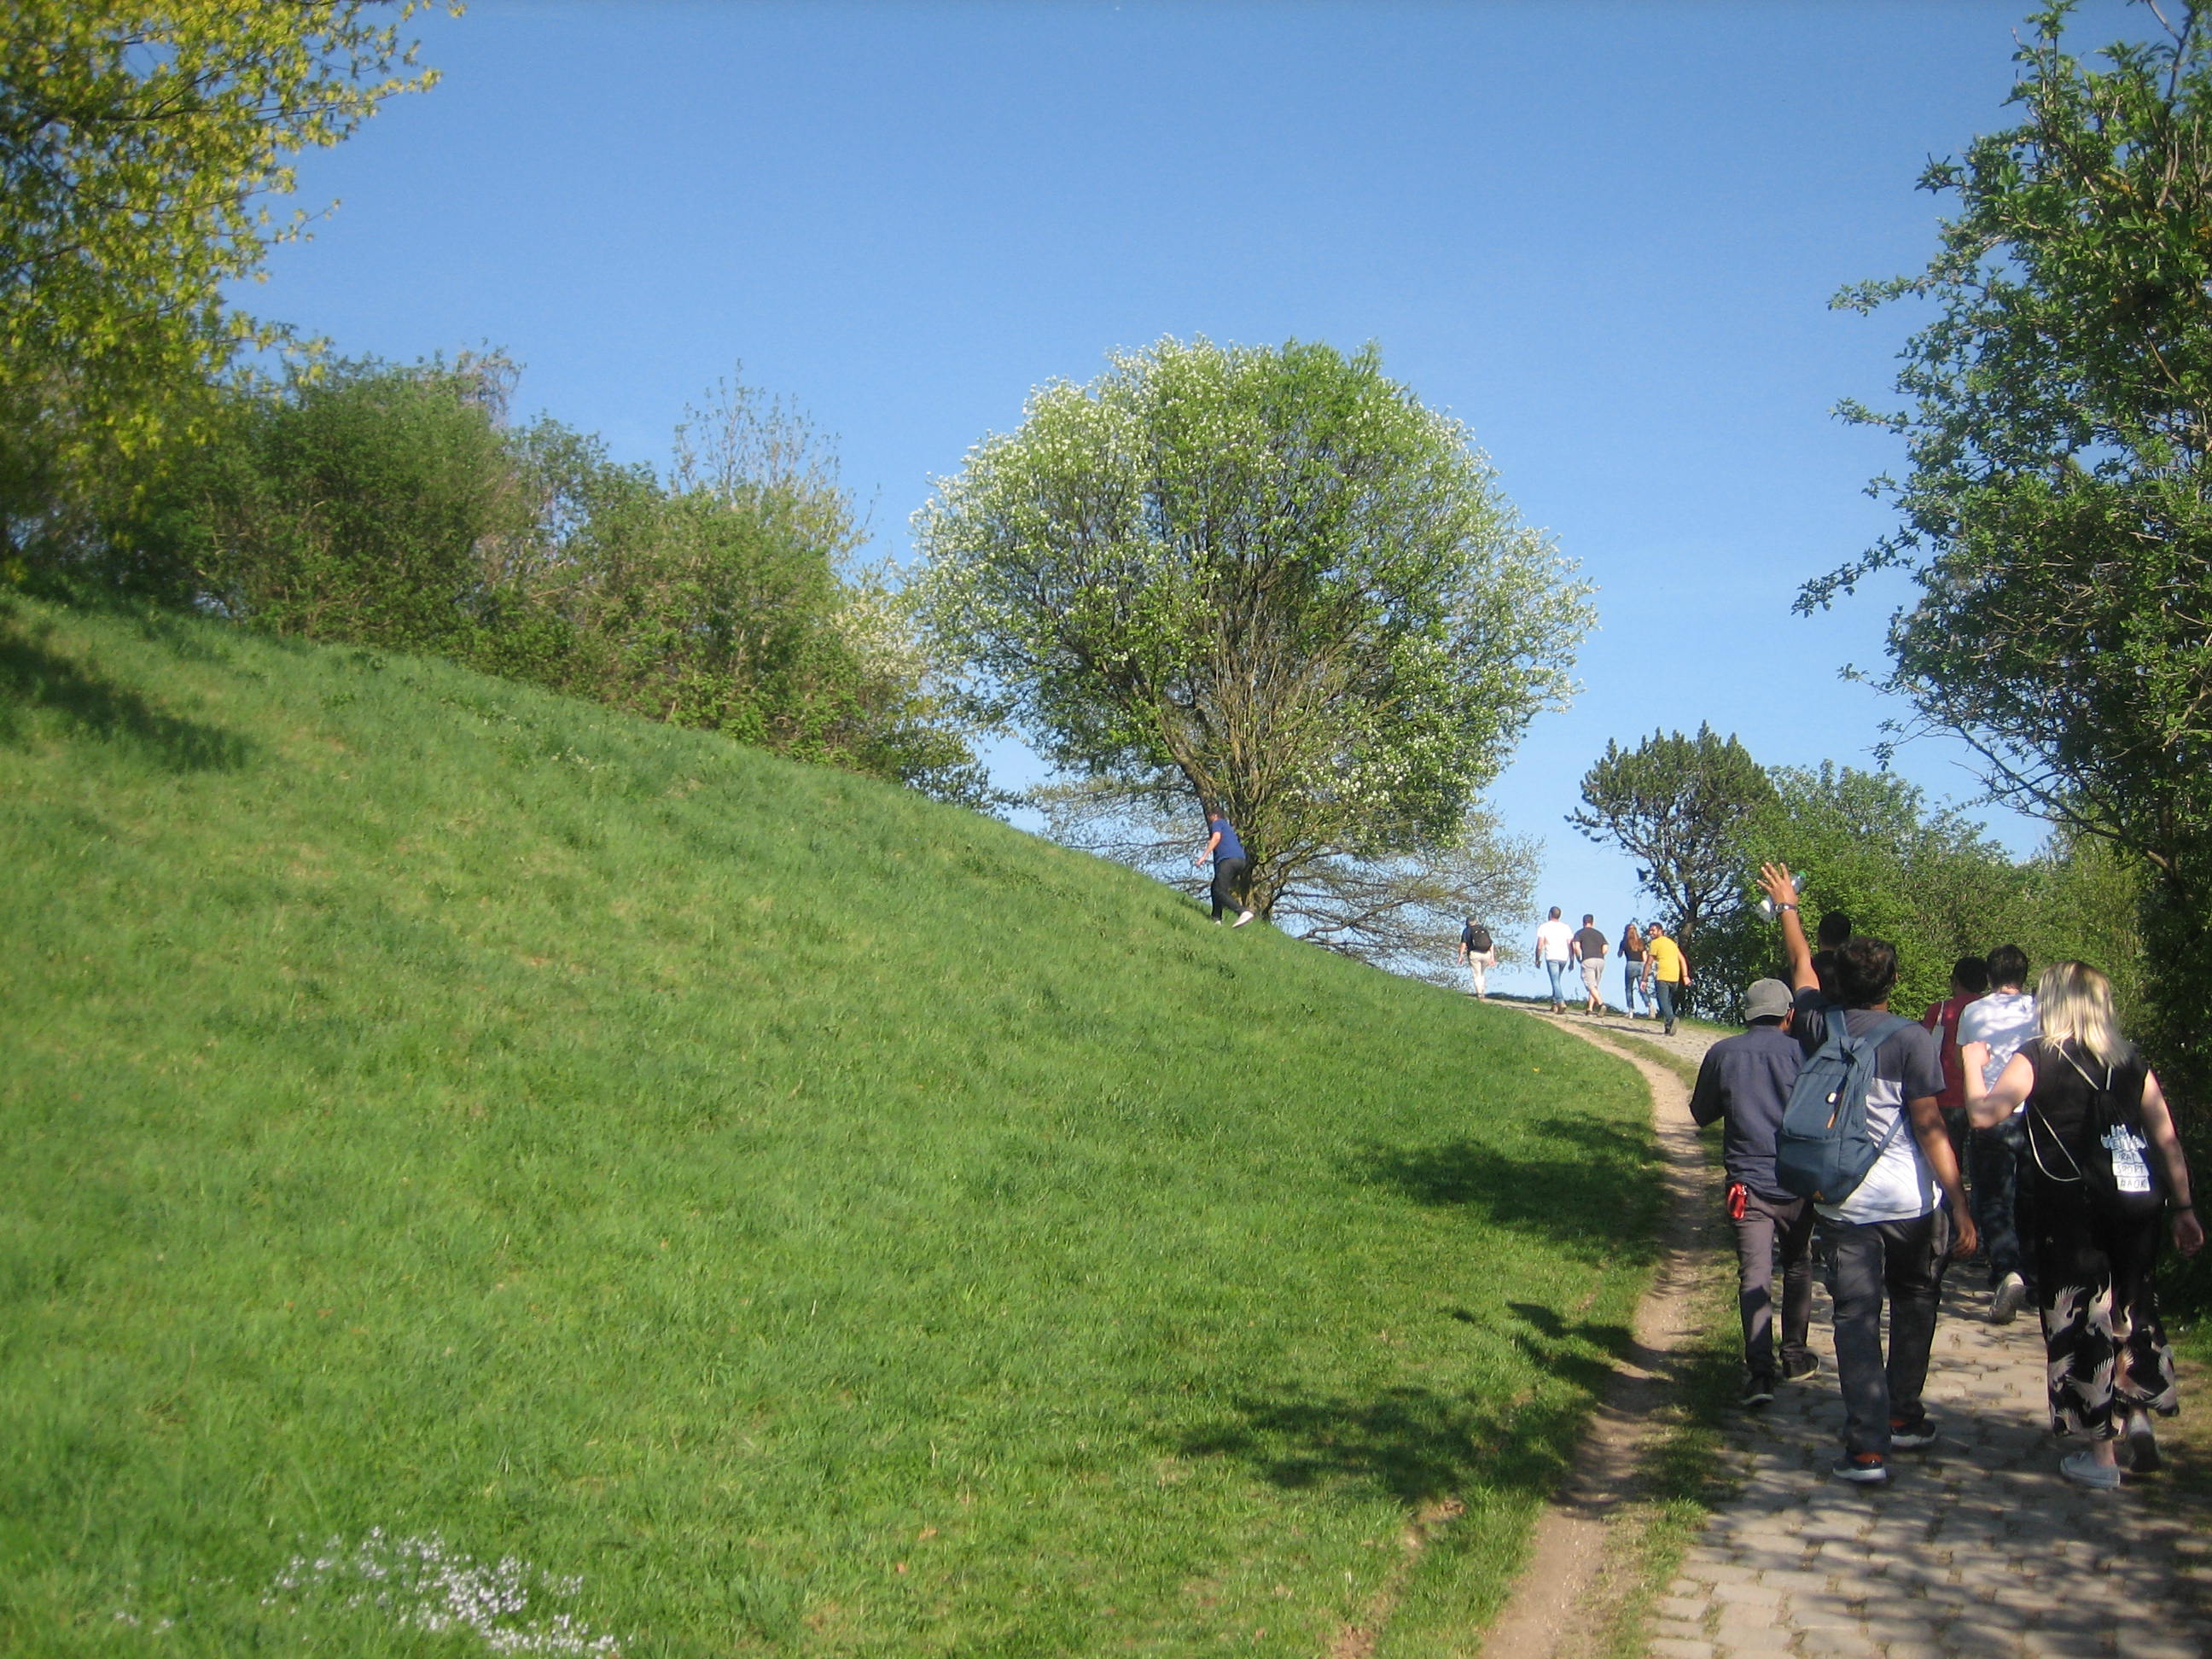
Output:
[1458, 917, 1498, 998]
[1645, 922, 1689, 1036]
[1620, 921, 1655, 1018]
[1571, 913, 1609, 1015]
[1534, 907, 1575, 1014]
[1195, 808, 1255, 927]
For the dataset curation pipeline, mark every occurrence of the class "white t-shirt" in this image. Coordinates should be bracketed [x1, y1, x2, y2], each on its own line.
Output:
[1796, 1008, 1950, 1225]
[1535, 919, 1575, 962]
[1959, 991, 2038, 1090]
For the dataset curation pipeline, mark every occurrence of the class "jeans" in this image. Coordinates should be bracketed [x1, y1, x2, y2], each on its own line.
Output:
[1653, 979, 1682, 1027]
[1625, 963, 1654, 1016]
[1543, 959, 1570, 1003]
[1465, 950, 1495, 996]
[1825, 1208, 1953, 1458]
[1210, 856, 1249, 921]
[1970, 1115, 2037, 1289]
[1733, 1189, 1815, 1381]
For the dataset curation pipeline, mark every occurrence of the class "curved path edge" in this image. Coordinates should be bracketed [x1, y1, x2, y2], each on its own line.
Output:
[1476, 1011, 1723, 1659]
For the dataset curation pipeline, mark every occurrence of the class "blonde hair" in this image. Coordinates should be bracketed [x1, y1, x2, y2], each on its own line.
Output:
[1623, 923, 1644, 952]
[2034, 961, 2131, 1067]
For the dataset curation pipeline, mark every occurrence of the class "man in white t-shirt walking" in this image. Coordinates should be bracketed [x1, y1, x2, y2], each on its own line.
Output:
[1958, 944, 2038, 1323]
[1760, 864, 1976, 1485]
[1534, 907, 1575, 1014]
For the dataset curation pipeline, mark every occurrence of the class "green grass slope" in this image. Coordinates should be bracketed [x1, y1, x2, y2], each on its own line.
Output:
[0, 597, 1661, 1659]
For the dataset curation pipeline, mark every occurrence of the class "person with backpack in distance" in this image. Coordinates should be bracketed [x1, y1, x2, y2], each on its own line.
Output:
[1959, 945, 2039, 1324]
[1759, 863, 1976, 1485]
[1963, 962, 2203, 1488]
[1644, 921, 1689, 1035]
[1194, 808, 1255, 927]
[1571, 913, 1609, 1015]
[1458, 917, 1498, 998]
[1534, 907, 1575, 1014]
[1690, 977, 1819, 1407]
[1620, 921, 1655, 1018]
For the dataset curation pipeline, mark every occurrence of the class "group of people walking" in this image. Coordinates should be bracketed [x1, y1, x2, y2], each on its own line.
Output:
[1466, 907, 1690, 1033]
[1690, 864, 2200, 1487]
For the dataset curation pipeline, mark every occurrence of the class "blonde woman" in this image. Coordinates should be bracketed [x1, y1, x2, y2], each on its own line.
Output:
[1965, 962, 2203, 1487]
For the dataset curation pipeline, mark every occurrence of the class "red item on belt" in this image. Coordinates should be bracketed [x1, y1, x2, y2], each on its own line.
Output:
[1726, 1181, 1749, 1220]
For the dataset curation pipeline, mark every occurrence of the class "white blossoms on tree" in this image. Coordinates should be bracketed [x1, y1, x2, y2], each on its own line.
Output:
[915, 335, 1589, 963]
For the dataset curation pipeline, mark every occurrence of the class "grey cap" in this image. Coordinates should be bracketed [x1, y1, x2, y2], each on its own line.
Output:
[1744, 978, 1793, 1022]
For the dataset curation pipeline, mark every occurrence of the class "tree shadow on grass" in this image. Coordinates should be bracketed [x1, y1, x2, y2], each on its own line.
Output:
[1179, 1303, 1703, 1516]
[1348, 1113, 1661, 1266]
[1179, 1384, 1586, 1508]
[0, 614, 251, 771]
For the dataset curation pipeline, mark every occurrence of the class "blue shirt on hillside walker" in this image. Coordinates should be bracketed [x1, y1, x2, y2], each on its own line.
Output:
[1197, 812, 1254, 925]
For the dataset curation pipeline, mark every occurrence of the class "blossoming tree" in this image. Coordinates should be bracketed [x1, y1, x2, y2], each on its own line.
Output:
[915, 336, 1591, 960]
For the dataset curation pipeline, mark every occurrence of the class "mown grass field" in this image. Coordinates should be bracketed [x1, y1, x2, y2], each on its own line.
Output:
[0, 597, 1662, 1658]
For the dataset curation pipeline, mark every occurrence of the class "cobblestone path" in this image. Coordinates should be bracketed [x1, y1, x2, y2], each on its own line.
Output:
[1653, 1226, 2210, 1657]
[1516, 1003, 2209, 1658]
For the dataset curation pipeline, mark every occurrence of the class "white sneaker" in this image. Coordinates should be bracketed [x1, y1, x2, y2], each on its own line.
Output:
[1231, 910, 1255, 927]
[2060, 1449, 2123, 1489]
[1991, 1272, 2027, 1324]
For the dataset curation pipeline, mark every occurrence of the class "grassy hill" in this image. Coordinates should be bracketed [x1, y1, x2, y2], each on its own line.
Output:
[0, 597, 1660, 1659]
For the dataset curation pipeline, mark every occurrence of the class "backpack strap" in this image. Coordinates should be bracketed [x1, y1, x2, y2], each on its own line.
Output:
[1856, 1014, 1919, 1162]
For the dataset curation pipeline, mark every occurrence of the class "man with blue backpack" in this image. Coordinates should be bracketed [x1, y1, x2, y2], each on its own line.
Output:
[1759, 863, 1978, 1485]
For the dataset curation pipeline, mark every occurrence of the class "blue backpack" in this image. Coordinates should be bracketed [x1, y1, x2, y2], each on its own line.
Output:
[1773, 1011, 1914, 1204]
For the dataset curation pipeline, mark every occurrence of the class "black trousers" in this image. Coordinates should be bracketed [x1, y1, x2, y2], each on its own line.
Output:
[1210, 856, 1249, 920]
[2033, 1179, 2177, 1437]
[1825, 1208, 1953, 1458]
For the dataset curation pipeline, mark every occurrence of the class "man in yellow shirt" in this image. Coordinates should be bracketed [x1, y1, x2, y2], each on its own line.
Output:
[1646, 922, 1691, 1036]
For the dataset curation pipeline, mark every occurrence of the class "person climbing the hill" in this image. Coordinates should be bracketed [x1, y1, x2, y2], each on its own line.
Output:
[1571, 913, 1609, 1015]
[1963, 961, 2202, 1487]
[1960, 945, 2038, 1324]
[1645, 921, 1689, 1036]
[1620, 922, 1655, 1018]
[1458, 917, 1498, 998]
[1194, 808, 1255, 927]
[1534, 907, 1575, 1013]
[1924, 956, 1989, 1221]
[1690, 976, 1819, 1407]
[1760, 862, 1976, 1486]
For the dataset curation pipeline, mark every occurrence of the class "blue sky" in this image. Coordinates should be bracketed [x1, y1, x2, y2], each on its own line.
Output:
[250, 0, 2145, 993]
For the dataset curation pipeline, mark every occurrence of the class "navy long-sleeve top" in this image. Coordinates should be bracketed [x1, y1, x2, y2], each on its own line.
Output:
[1687, 1022, 1805, 1202]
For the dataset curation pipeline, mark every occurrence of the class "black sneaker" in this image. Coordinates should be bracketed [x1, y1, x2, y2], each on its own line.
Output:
[1741, 1376, 1777, 1409]
[1831, 1452, 1889, 1484]
[1889, 1416, 1938, 1449]
[1781, 1354, 1819, 1382]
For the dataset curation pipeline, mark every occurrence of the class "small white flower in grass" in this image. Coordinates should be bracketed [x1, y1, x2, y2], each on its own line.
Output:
[261, 1530, 622, 1656]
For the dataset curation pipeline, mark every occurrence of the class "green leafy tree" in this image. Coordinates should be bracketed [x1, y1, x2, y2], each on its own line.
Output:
[1812, 0, 2212, 1100]
[1701, 764, 2033, 1022]
[916, 336, 1592, 921]
[1568, 725, 1775, 954]
[1, 2, 446, 561]
[124, 361, 995, 804]
[178, 353, 525, 651]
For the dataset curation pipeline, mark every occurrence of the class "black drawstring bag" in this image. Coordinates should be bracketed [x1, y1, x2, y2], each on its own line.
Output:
[2026, 1040, 2163, 1220]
